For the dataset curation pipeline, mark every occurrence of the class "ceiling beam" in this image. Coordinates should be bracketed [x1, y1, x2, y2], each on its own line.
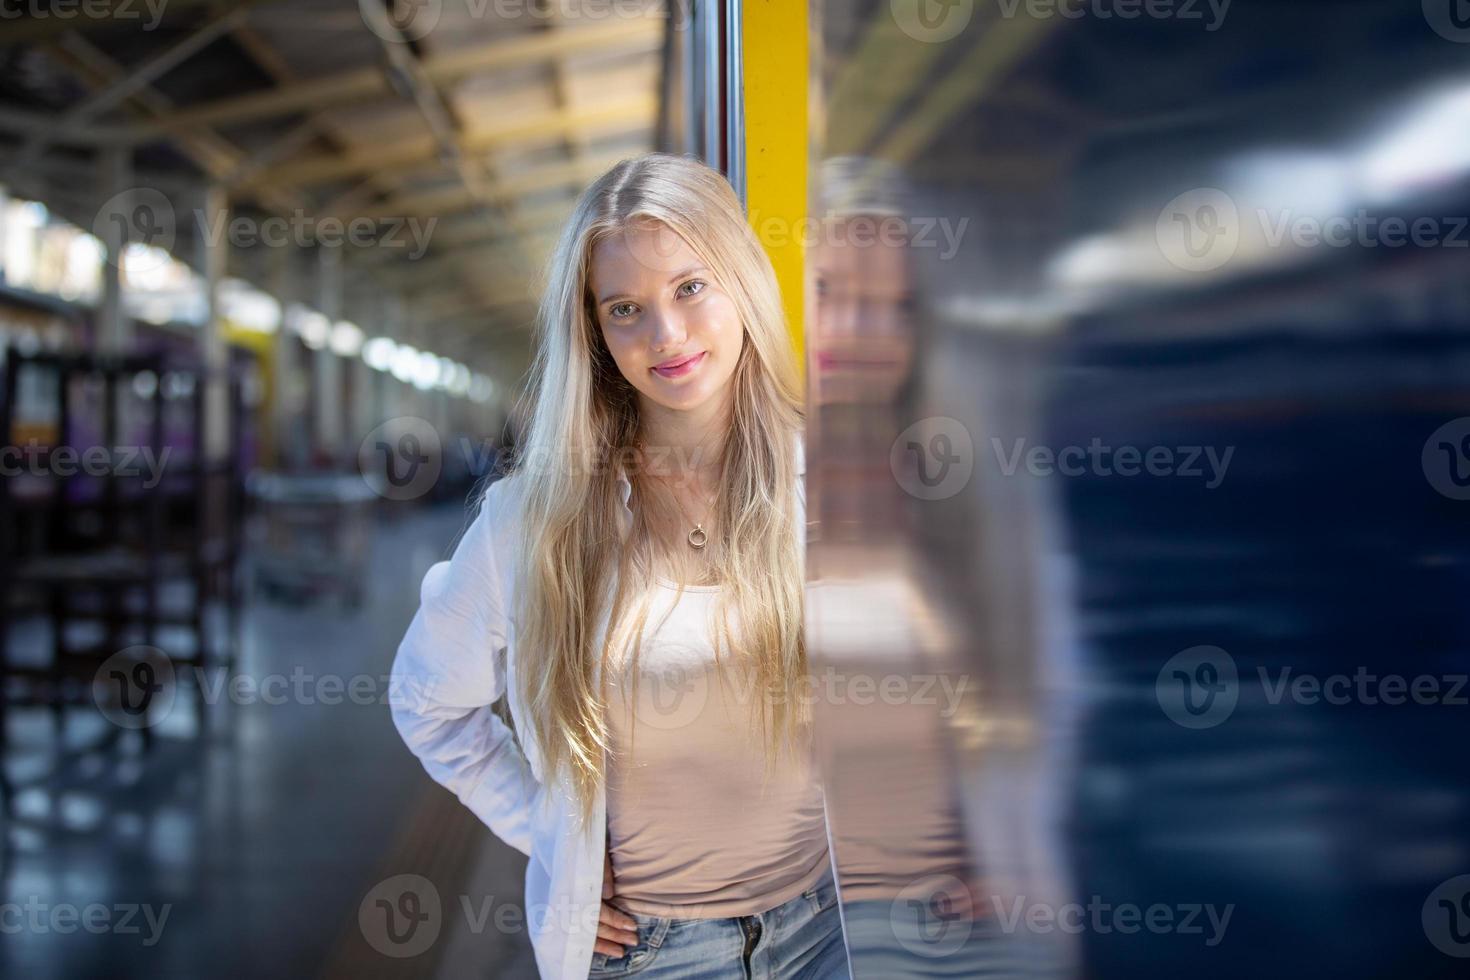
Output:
[0, 0, 288, 45]
[34, 33, 305, 217]
[6, 0, 256, 173]
[355, 153, 613, 221]
[238, 95, 655, 190]
[77, 18, 662, 138]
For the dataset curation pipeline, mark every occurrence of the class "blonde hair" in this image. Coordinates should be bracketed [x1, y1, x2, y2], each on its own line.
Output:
[501, 152, 806, 828]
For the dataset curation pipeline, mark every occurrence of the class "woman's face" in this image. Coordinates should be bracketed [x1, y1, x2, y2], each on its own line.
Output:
[589, 220, 744, 418]
[807, 216, 915, 406]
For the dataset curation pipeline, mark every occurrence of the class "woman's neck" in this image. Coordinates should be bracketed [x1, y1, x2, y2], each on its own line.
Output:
[636, 393, 731, 482]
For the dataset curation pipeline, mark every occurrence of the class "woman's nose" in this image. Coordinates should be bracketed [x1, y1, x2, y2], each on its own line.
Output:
[647, 307, 687, 352]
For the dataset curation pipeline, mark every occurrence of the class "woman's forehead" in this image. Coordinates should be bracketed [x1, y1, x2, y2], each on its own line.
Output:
[589, 221, 705, 287]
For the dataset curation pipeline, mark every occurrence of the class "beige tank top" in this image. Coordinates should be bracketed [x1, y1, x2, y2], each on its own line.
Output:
[604, 579, 832, 918]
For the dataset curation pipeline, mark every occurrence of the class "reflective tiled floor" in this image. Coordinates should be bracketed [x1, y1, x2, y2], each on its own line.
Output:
[0, 503, 532, 979]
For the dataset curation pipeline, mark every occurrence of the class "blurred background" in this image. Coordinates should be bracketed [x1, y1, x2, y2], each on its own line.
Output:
[2, 0, 1470, 978]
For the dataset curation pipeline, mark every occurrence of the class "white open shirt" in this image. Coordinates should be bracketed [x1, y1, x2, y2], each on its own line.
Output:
[389, 436, 806, 979]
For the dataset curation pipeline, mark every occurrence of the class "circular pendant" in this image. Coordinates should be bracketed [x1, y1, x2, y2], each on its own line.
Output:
[687, 524, 708, 550]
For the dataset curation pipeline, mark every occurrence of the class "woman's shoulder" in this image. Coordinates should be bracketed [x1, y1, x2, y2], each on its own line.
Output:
[479, 467, 522, 508]
[444, 472, 523, 579]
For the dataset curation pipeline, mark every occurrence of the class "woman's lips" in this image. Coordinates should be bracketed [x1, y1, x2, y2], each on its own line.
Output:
[652, 351, 706, 379]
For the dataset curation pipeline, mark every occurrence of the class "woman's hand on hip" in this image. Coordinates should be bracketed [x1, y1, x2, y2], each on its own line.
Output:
[595, 850, 639, 957]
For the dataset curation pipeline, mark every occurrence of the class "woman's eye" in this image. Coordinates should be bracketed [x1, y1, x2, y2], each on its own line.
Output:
[610, 302, 638, 318]
[676, 279, 706, 298]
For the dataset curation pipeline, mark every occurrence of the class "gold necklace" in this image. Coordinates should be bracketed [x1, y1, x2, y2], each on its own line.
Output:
[634, 441, 716, 551]
[667, 487, 712, 551]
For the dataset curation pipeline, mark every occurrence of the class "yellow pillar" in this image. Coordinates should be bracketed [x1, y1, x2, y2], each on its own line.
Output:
[741, 0, 808, 369]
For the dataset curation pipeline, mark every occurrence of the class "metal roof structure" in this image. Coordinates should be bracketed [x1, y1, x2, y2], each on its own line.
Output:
[0, 0, 672, 382]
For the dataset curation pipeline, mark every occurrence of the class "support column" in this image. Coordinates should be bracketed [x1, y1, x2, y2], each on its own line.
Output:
[313, 246, 343, 466]
[267, 243, 297, 469]
[351, 288, 384, 443]
[199, 182, 229, 461]
[96, 147, 132, 354]
[743, 0, 808, 369]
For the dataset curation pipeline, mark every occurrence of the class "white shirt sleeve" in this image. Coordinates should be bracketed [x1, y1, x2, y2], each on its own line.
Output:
[389, 480, 541, 857]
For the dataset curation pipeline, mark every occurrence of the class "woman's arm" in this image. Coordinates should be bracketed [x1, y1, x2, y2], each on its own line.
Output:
[389, 482, 541, 857]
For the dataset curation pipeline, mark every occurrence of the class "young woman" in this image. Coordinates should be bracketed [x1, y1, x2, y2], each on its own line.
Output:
[390, 153, 848, 979]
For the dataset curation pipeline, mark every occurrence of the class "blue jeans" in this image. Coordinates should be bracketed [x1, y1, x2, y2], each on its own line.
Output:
[588, 867, 850, 979]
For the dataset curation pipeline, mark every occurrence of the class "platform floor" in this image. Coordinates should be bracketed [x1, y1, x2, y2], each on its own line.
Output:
[0, 502, 534, 980]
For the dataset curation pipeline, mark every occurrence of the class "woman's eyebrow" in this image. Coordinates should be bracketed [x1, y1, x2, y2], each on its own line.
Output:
[596, 267, 708, 306]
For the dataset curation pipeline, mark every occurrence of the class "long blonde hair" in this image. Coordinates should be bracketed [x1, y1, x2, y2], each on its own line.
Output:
[502, 153, 806, 827]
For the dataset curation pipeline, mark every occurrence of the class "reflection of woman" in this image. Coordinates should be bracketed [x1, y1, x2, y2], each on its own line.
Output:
[390, 154, 848, 979]
[808, 155, 1077, 977]
[806, 156, 921, 540]
[806, 155, 1047, 977]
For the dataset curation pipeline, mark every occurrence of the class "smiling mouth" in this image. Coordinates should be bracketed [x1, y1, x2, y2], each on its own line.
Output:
[652, 352, 706, 377]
